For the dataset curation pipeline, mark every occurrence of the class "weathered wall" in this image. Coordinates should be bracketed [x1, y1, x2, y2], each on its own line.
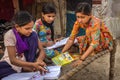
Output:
[52, 0, 66, 37]
[93, 0, 120, 39]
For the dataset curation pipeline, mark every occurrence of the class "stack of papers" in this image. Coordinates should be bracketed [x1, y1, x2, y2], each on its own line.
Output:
[46, 37, 77, 49]
[44, 66, 61, 80]
[2, 66, 61, 80]
[2, 72, 42, 80]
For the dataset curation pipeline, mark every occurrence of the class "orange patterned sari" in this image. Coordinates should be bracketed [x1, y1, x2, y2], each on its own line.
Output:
[69, 16, 113, 54]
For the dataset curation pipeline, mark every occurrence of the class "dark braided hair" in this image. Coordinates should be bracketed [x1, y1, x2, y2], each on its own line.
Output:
[75, 2, 92, 16]
[12, 11, 33, 27]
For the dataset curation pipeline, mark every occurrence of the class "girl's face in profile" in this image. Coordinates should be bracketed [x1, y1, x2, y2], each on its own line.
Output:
[16, 21, 34, 36]
[42, 13, 56, 23]
[76, 12, 91, 25]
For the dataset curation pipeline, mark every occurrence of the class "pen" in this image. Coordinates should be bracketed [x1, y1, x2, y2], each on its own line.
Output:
[44, 66, 50, 72]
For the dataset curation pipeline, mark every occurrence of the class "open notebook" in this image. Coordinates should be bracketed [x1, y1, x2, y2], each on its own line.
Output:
[2, 66, 61, 80]
[46, 37, 78, 49]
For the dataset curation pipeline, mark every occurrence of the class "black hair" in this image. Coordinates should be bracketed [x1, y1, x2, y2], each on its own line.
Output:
[12, 11, 33, 27]
[75, 2, 92, 15]
[42, 2, 56, 14]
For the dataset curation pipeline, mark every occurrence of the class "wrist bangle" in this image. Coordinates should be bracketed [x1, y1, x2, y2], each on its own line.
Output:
[79, 58, 85, 61]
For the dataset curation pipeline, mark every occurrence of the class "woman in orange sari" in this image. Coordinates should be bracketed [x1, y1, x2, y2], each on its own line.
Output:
[62, 2, 113, 67]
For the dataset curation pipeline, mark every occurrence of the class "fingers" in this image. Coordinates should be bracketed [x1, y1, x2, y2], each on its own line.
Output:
[54, 38, 61, 43]
[34, 65, 48, 74]
[72, 61, 78, 67]
[35, 66, 47, 75]
[55, 39, 59, 42]
[34, 60, 47, 73]
[38, 66, 47, 71]
[38, 61, 46, 66]
[47, 41, 54, 46]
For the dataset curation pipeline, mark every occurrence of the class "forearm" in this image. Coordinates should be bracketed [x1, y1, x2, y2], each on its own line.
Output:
[41, 42, 48, 47]
[37, 40, 46, 60]
[11, 58, 34, 68]
[37, 50, 46, 60]
[62, 39, 74, 53]
[80, 46, 94, 60]
[7, 46, 34, 68]
[41, 41, 54, 47]
[46, 41, 54, 47]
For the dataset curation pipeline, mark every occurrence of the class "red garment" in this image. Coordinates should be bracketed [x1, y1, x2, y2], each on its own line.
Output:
[23, 0, 34, 7]
[0, 0, 14, 21]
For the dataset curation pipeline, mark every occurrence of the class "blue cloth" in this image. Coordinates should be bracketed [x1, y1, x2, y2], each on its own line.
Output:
[0, 61, 17, 79]
[24, 31, 38, 62]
